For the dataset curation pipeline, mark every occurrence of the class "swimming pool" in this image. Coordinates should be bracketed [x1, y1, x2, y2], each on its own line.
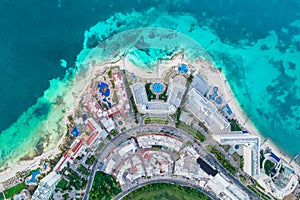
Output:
[98, 82, 111, 97]
[152, 83, 163, 94]
[178, 64, 188, 73]
[27, 170, 40, 184]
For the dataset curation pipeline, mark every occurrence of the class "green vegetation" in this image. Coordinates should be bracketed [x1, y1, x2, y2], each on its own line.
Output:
[253, 179, 265, 191]
[121, 127, 126, 132]
[264, 160, 275, 176]
[112, 91, 118, 103]
[176, 122, 206, 142]
[63, 193, 69, 199]
[240, 157, 244, 170]
[239, 175, 247, 183]
[108, 68, 113, 78]
[106, 134, 112, 140]
[85, 155, 96, 166]
[60, 169, 87, 191]
[153, 146, 161, 151]
[130, 96, 138, 123]
[145, 83, 156, 101]
[78, 164, 90, 176]
[175, 107, 181, 123]
[186, 74, 193, 84]
[123, 183, 211, 200]
[90, 172, 121, 200]
[56, 179, 69, 190]
[230, 119, 243, 131]
[198, 122, 208, 133]
[30, 168, 40, 174]
[247, 185, 271, 200]
[158, 85, 168, 101]
[111, 129, 119, 136]
[97, 142, 105, 151]
[210, 147, 237, 175]
[110, 79, 115, 89]
[3, 182, 27, 199]
[260, 153, 265, 169]
[144, 117, 169, 125]
[0, 193, 4, 200]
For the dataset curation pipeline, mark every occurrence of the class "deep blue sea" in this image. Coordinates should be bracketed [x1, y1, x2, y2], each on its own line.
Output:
[0, 0, 299, 168]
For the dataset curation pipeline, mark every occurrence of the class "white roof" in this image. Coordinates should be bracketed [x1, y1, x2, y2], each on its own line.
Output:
[41, 171, 61, 187]
[118, 143, 136, 157]
[243, 146, 253, 176]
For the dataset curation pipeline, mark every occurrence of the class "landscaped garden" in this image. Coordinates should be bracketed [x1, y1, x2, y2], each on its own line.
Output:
[176, 122, 206, 142]
[56, 169, 87, 191]
[89, 172, 121, 200]
[264, 160, 275, 176]
[3, 182, 27, 199]
[123, 183, 211, 200]
[145, 83, 157, 101]
[144, 117, 169, 125]
[210, 147, 237, 175]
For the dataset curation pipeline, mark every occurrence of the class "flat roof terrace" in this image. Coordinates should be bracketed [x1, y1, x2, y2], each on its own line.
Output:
[213, 133, 260, 179]
[186, 88, 230, 134]
[130, 75, 186, 115]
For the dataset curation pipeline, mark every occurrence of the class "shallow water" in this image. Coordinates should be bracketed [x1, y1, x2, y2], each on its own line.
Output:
[0, 0, 299, 169]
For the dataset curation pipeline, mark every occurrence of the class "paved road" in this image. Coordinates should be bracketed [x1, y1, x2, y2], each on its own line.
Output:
[113, 177, 219, 200]
[83, 124, 259, 200]
[83, 132, 129, 200]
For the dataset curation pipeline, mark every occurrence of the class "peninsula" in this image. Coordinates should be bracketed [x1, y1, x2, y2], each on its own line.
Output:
[0, 53, 299, 200]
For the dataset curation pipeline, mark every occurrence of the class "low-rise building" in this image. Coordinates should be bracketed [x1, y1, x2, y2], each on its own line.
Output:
[205, 173, 249, 200]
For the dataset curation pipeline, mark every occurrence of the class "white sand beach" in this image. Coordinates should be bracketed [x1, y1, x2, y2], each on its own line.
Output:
[194, 58, 300, 175]
[1, 54, 299, 187]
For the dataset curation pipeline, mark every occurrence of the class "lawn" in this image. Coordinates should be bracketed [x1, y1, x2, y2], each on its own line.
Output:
[56, 179, 69, 190]
[77, 164, 90, 176]
[85, 155, 96, 166]
[230, 119, 243, 131]
[112, 91, 118, 103]
[123, 183, 211, 200]
[60, 169, 87, 191]
[145, 83, 156, 101]
[89, 172, 121, 200]
[176, 122, 206, 142]
[247, 185, 271, 200]
[264, 160, 275, 176]
[144, 117, 168, 125]
[3, 182, 27, 199]
[158, 85, 168, 101]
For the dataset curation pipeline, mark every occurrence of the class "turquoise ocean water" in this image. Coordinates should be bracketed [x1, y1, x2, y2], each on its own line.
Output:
[0, 0, 299, 169]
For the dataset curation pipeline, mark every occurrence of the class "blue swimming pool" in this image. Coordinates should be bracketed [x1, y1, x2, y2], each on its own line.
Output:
[178, 64, 188, 73]
[27, 170, 40, 184]
[98, 82, 111, 97]
[152, 83, 163, 93]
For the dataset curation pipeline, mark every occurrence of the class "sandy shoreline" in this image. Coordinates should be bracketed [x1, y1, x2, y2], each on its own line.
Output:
[0, 145, 61, 183]
[195, 58, 300, 175]
[1, 54, 299, 186]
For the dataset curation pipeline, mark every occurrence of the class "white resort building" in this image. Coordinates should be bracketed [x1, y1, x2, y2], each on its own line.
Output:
[31, 171, 61, 200]
[186, 88, 230, 134]
[213, 132, 260, 179]
[130, 75, 186, 114]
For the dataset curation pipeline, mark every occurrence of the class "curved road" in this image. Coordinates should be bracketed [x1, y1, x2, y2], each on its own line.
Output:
[113, 177, 219, 200]
[83, 125, 259, 200]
